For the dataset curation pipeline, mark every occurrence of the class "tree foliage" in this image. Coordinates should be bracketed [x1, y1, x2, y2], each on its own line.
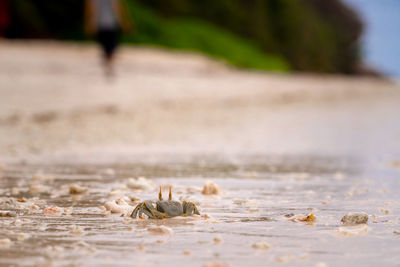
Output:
[5, 0, 363, 73]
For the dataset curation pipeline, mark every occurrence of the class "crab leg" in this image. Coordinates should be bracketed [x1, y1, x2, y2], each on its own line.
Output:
[131, 203, 143, 218]
[140, 208, 154, 219]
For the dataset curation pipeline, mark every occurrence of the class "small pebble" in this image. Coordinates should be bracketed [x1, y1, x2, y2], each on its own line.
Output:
[287, 213, 316, 223]
[214, 235, 223, 245]
[104, 200, 129, 214]
[379, 208, 390, 215]
[252, 241, 271, 250]
[341, 212, 368, 226]
[202, 181, 221, 195]
[137, 244, 146, 252]
[69, 184, 88, 194]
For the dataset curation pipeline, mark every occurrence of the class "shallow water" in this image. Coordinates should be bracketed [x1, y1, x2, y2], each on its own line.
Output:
[1, 155, 399, 267]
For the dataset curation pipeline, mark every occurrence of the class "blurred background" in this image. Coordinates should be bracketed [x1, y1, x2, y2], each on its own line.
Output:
[1, 0, 398, 76]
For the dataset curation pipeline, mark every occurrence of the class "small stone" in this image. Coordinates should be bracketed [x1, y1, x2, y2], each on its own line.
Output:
[304, 213, 316, 222]
[341, 212, 368, 226]
[69, 184, 88, 194]
[137, 245, 146, 252]
[379, 208, 390, 215]
[213, 235, 223, 245]
[183, 250, 192, 255]
[104, 199, 131, 214]
[287, 213, 316, 223]
[252, 241, 271, 250]
[202, 181, 221, 195]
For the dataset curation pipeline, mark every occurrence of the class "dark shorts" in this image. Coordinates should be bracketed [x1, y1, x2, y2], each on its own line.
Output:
[97, 29, 120, 59]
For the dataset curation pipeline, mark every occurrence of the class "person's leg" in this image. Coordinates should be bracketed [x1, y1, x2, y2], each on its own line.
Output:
[97, 29, 119, 76]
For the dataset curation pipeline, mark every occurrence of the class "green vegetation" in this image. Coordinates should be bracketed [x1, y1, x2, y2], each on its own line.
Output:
[123, 1, 289, 71]
[136, 0, 363, 73]
[6, 0, 363, 74]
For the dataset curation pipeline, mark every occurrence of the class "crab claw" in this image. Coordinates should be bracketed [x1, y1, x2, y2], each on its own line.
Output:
[182, 201, 200, 216]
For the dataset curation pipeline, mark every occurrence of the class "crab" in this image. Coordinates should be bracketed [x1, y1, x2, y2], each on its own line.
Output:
[131, 187, 200, 219]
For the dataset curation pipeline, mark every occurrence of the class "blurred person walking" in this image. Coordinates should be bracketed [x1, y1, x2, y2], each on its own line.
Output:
[84, 0, 132, 76]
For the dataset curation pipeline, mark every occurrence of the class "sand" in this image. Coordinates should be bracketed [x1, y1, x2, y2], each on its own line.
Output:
[0, 40, 400, 266]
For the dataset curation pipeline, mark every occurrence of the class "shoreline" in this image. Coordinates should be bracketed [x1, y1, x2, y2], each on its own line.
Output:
[1, 40, 399, 162]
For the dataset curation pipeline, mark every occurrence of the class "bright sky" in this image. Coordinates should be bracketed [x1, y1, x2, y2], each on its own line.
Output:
[345, 0, 400, 77]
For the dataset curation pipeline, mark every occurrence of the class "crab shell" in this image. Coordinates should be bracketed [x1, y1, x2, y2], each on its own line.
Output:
[157, 200, 183, 217]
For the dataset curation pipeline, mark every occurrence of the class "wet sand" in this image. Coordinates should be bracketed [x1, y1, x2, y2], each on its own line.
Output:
[1, 41, 400, 266]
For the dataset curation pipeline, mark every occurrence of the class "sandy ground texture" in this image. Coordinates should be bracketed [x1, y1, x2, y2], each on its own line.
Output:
[0, 40, 400, 161]
[1, 40, 400, 267]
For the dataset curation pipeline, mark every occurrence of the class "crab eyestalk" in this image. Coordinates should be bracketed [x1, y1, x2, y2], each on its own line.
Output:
[159, 186, 163, 200]
[169, 186, 172, 201]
